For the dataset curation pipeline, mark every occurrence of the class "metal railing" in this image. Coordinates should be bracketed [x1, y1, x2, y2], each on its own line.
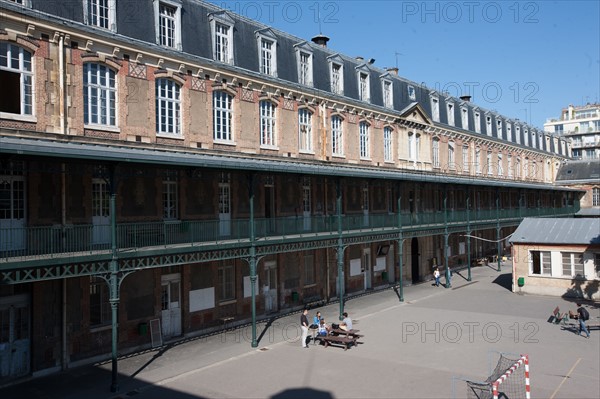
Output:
[0, 206, 578, 263]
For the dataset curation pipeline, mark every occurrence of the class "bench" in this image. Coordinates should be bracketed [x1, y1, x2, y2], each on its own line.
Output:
[302, 295, 325, 310]
[319, 334, 358, 351]
[330, 328, 363, 339]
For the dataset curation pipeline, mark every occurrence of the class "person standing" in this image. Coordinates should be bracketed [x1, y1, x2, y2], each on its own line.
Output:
[576, 303, 590, 338]
[433, 267, 440, 287]
[300, 308, 310, 348]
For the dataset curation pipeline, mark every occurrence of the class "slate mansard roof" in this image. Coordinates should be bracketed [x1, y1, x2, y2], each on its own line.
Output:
[4, 0, 567, 156]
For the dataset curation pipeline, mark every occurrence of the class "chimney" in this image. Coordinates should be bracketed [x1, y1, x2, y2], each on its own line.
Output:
[386, 67, 399, 75]
[356, 56, 364, 62]
[460, 95, 471, 102]
[311, 34, 330, 47]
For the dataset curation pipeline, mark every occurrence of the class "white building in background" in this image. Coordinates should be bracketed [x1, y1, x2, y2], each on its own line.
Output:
[544, 103, 600, 160]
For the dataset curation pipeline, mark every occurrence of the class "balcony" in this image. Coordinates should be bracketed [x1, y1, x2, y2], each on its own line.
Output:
[0, 206, 578, 268]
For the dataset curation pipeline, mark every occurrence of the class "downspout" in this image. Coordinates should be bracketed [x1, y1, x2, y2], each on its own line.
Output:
[58, 33, 66, 135]
[59, 32, 68, 371]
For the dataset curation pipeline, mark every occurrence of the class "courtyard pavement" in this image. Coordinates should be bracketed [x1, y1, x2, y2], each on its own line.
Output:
[1, 262, 599, 399]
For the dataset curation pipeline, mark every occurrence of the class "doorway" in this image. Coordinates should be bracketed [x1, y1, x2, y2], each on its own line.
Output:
[0, 172, 26, 252]
[263, 261, 278, 313]
[161, 274, 181, 338]
[411, 237, 420, 283]
[92, 179, 110, 246]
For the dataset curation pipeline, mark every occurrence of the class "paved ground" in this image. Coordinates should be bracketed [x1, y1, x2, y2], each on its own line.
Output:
[2, 263, 599, 399]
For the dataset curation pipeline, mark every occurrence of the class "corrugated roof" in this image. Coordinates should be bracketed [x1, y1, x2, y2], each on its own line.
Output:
[510, 218, 600, 244]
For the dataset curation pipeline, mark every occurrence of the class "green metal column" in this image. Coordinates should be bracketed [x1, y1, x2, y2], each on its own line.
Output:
[518, 189, 523, 219]
[496, 188, 501, 272]
[248, 174, 258, 348]
[336, 179, 344, 320]
[444, 186, 450, 288]
[396, 191, 403, 302]
[466, 195, 472, 282]
[108, 168, 119, 393]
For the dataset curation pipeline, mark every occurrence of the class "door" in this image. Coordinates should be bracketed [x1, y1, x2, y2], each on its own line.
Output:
[264, 184, 275, 233]
[0, 294, 30, 380]
[411, 237, 420, 283]
[263, 261, 278, 313]
[302, 178, 311, 231]
[0, 171, 26, 252]
[92, 179, 110, 245]
[363, 248, 372, 290]
[161, 274, 181, 338]
[362, 187, 369, 227]
[219, 177, 231, 237]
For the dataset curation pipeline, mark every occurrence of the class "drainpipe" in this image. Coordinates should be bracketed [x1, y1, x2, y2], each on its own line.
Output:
[444, 186, 450, 288]
[248, 174, 258, 348]
[108, 166, 120, 393]
[61, 162, 68, 370]
[496, 188, 502, 272]
[58, 33, 66, 135]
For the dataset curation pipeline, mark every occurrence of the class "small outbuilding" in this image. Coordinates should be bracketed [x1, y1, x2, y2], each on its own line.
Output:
[510, 218, 600, 299]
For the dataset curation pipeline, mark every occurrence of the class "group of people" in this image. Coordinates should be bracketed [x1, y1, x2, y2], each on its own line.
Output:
[300, 309, 353, 348]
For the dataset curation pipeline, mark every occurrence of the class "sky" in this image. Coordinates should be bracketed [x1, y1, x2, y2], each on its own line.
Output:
[207, 0, 600, 129]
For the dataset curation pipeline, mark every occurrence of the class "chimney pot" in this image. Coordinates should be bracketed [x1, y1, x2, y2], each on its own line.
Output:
[311, 34, 330, 47]
[459, 95, 471, 102]
[386, 67, 399, 75]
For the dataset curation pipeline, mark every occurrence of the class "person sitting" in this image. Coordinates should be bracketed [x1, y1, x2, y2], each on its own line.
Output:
[310, 311, 321, 329]
[317, 319, 330, 336]
[339, 312, 353, 331]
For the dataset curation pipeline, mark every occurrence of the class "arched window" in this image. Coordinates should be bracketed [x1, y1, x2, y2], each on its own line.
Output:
[432, 138, 440, 168]
[0, 43, 33, 115]
[213, 90, 233, 142]
[84, 63, 116, 126]
[331, 115, 344, 156]
[298, 108, 312, 151]
[156, 78, 181, 135]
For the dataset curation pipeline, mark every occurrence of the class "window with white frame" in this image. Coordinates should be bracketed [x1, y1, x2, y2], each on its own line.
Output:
[85, 0, 116, 31]
[474, 111, 481, 133]
[448, 141, 455, 169]
[497, 153, 503, 177]
[475, 147, 481, 174]
[531, 131, 537, 148]
[408, 85, 416, 101]
[447, 102, 455, 126]
[523, 158, 529, 179]
[507, 155, 513, 178]
[496, 119, 503, 138]
[162, 176, 178, 219]
[328, 57, 343, 95]
[210, 12, 235, 64]
[430, 95, 440, 122]
[462, 144, 469, 172]
[359, 121, 370, 159]
[408, 132, 415, 161]
[461, 107, 468, 129]
[524, 129, 529, 146]
[155, 78, 181, 135]
[218, 265, 235, 301]
[84, 63, 116, 127]
[530, 250, 551, 275]
[593, 187, 600, 207]
[507, 123, 512, 142]
[487, 151, 493, 175]
[331, 115, 343, 156]
[486, 115, 492, 136]
[383, 126, 393, 162]
[155, 0, 181, 49]
[256, 30, 277, 76]
[0, 43, 33, 116]
[562, 252, 584, 277]
[259, 100, 276, 147]
[296, 47, 313, 86]
[432, 138, 440, 168]
[515, 126, 521, 144]
[90, 276, 110, 327]
[358, 71, 370, 102]
[298, 108, 312, 151]
[515, 157, 521, 179]
[213, 91, 233, 142]
[382, 79, 393, 108]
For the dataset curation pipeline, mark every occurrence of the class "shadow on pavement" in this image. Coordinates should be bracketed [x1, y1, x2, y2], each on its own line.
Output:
[271, 387, 333, 399]
[492, 273, 512, 291]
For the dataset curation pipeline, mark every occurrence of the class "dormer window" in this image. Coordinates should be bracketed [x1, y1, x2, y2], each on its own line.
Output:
[327, 54, 344, 95]
[154, 0, 182, 50]
[486, 115, 492, 136]
[515, 126, 521, 144]
[496, 119, 503, 138]
[295, 43, 313, 87]
[382, 79, 393, 108]
[474, 110, 481, 133]
[507, 123, 512, 142]
[461, 107, 468, 129]
[447, 102, 455, 126]
[85, 0, 116, 31]
[256, 29, 277, 76]
[408, 85, 416, 101]
[356, 67, 370, 102]
[210, 11, 235, 64]
[430, 94, 440, 122]
[524, 129, 529, 146]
